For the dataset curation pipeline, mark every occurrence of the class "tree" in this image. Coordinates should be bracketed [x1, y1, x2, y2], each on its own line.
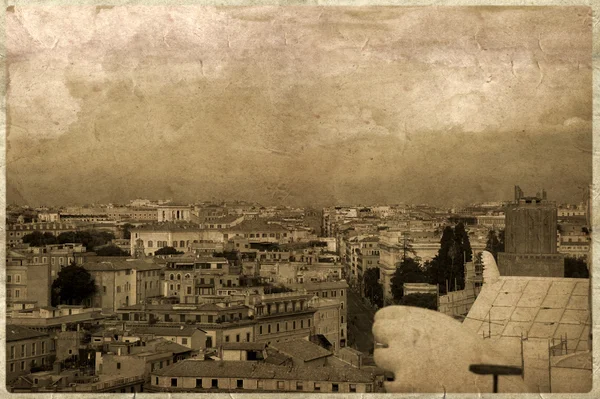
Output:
[154, 246, 184, 256]
[121, 223, 134, 240]
[564, 257, 589, 278]
[399, 293, 438, 310]
[94, 245, 128, 256]
[390, 257, 427, 303]
[427, 224, 472, 294]
[363, 268, 383, 308]
[485, 229, 505, 261]
[57, 230, 115, 251]
[265, 285, 294, 294]
[51, 263, 98, 306]
[22, 231, 58, 246]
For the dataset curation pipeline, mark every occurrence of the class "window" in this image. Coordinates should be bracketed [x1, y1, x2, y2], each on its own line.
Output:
[32, 343, 36, 356]
[170, 284, 174, 291]
[148, 241, 153, 248]
[182, 338, 188, 345]
[277, 381, 285, 389]
[41, 341, 46, 354]
[196, 379, 202, 388]
[171, 378, 178, 387]
[117, 363, 121, 370]
[187, 287, 192, 295]
[237, 379, 244, 389]
[21, 344, 26, 357]
[236, 334, 240, 342]
[332, 383, 339, 392]
[10, 363, 14, 372]
[155, 377, 159, 385]
[225, 336, 230, 343]
[300, 320, 304, 329]
[208, 315, 213, 323]
[308, 319, 311, 328]
[211, 379, 218, 388]
[350, 384, 357, 393]
[15, 275, 21, 283]
[103, 286, 107, 294]
[268, 325, 271, 334]
[246, 333, 250, 341]
[314, 383, 321, 392]
[259, 326, 263, 335]
[7, 275, 11, 283]
[296, 381, 303, 391]
[10, 346, 14, 360]
[293, 321, 296, 329]
[20, 361, 25, 371]
[277, 323, 280, 332]
[173, 241, 178, 247]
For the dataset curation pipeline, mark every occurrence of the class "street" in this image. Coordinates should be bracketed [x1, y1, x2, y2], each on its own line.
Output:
[346, 287, 377, 364]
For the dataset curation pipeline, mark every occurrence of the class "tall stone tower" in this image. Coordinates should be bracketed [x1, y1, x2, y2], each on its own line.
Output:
[497, 186, 564, 277]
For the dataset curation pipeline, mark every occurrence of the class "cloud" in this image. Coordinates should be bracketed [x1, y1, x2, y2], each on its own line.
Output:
[6, 6, 592, 206]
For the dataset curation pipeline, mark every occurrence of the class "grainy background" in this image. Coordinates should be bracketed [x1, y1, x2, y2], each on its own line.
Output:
[0, 1, 597, 398]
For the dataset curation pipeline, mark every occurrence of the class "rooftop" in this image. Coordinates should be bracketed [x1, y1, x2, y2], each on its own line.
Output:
[270, 339, 332, 362]
[128, 326, 206, 337]
[222, 342, 267, 351]
[83, 258, 163, 271]
[6, 325, 49, 342]
[464, 276, 590, 352]
[152, 359, 374, 382]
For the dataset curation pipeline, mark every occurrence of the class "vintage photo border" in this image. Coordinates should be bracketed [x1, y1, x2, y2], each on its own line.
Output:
[0, 0, 597, 397]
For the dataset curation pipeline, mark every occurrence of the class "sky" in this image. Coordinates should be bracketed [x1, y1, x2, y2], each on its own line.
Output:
[6, 6, 593, 207]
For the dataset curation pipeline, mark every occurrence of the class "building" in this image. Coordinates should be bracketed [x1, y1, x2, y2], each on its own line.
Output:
[270, 339, 332, 366]
[498, 188, 564, 277]
[6, 222, 78, 246]
[157, 204, 192, 222]
[463, 275, 590, 392]
[147, 359, 377, 393]
[283, 280, 348, 348]
[113, 302, 254, 349]
[6, 325, 56, 383]
[122, 327, 207, 351]
[251, 291, 316, 345]
[308, 297, 342, 351]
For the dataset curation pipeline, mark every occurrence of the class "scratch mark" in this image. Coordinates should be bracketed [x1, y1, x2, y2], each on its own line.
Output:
[535, 61, 544, 89]
[163, 29, 171, 47]
[537, 33, 547, 55]
[361, 38, 370, 51]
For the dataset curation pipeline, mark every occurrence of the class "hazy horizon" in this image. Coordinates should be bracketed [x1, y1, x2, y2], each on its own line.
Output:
[6, 6, 592, 208]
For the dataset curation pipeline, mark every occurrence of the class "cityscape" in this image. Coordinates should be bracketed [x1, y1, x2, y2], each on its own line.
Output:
[5, 5, 593, 395]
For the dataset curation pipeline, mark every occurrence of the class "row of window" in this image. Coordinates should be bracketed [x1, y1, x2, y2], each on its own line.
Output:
[247, 233, 286, 238]
[9, 342, 48, 360]
[6, 274, 22, 283]
[162, 378, 366, 392]
[9, 357, 49, 373]
[124, 312, 244, 323]
[6, 289, 21, 298]
[258, 319, 310, 335]
[316, 290, 345, 299]
[224, 333, 251, 343]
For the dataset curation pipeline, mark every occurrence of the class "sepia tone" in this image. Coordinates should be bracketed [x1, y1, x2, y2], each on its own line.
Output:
[3, 4, 594, 395]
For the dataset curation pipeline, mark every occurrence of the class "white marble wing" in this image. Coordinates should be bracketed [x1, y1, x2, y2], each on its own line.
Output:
[373, 305, 533, 393]
[481, 250, 501, 284]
